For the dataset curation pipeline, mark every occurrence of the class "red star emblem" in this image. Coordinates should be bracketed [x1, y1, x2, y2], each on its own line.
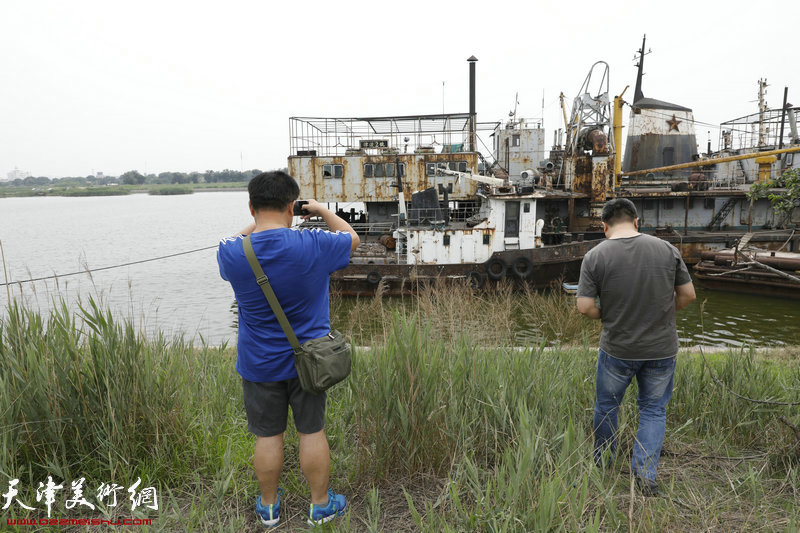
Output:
[667, 114, 681, 132]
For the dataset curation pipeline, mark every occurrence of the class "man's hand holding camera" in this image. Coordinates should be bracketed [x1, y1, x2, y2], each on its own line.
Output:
[294, 199, 360, 252]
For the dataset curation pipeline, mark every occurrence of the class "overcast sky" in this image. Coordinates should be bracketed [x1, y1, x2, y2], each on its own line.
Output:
[1, 0, 796, 179]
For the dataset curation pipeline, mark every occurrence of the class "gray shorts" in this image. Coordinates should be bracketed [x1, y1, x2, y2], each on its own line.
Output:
[242, 377, 326, 437]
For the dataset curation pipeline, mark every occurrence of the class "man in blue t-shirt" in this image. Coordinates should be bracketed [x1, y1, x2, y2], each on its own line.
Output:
[217, 171, 358, 528]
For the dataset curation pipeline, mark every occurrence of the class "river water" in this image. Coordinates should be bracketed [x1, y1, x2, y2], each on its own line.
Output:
[0, 192, 797, 348]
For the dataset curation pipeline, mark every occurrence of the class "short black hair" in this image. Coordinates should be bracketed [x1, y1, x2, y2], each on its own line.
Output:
[248, 171, 300, 212]
[601, 198, 638, 225]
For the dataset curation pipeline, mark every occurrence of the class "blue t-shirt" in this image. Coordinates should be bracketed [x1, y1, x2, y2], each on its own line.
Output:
[217, 227, 352, 382]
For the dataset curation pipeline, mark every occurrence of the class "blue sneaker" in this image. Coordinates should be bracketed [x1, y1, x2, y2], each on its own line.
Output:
[255, 488, 283, 528]
[306, 489, 347, 526]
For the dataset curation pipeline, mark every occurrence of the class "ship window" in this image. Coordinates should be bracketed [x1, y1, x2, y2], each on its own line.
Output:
[426, 163, 436, 176]
[523, 202, 530, 213]
[363, 164, 373, 178]
[322, 164, 343, 179]
[505, 201, 520, 238]
[662, 147, 675, 166]
[664, 199, 674, 210]
[512, 135, 521, 147]
[446, 161, 469, 172]
[643, 200, 654, 210]
[704, 198, 715, 210]
[370, 163, 403, 178]
[443, 234, 451, 246]
[688, 197, 695, 209]
[483, 233, 491, 245]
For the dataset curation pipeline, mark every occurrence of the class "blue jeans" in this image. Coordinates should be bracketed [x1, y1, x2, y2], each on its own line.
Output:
[593, 349, 675, 481]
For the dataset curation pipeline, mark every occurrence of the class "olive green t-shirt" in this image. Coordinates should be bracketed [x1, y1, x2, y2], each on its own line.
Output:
[577, 233, 692, 360]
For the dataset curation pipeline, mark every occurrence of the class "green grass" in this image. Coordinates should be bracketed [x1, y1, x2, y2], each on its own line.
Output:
[1, 298, 798, 531]
[148, 186, 194, 195]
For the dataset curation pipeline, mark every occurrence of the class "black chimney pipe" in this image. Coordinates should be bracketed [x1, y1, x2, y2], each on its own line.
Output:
[468, 55, 478, 152]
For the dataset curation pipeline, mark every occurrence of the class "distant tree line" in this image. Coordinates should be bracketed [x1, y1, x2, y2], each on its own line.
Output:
[0, 168, 288, 188]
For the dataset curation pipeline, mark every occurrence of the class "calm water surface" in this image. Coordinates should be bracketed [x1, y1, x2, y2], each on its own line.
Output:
[0, 193, 797, 347]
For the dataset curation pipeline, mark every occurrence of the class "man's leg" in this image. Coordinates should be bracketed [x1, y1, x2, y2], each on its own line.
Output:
[287, 379, 330, 505]
[632, 356, 675, 481]
[299, 430, 331, 505]
[593, 349, 637, 465]
[254, 434, 284, 505]
[242, 378, 289, 506]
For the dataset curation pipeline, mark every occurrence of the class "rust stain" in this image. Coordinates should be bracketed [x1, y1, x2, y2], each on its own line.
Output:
[587, 129, 609, 155]
[290, 153, 480, 203]
[572, 156, 593, 195]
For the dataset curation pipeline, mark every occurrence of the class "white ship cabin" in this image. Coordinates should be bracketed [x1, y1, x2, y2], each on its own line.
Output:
[399, 190, 545, 265]
[492, 118, 547, 181]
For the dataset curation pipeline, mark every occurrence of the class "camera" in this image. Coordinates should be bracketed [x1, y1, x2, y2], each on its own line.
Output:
[293, 200, 309, 216]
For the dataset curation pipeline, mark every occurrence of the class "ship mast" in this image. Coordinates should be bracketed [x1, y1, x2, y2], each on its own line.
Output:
[633, 34, 647, 103]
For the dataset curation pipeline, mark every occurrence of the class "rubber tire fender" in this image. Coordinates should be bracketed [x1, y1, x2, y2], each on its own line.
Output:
[485, 257, 507, 281]
[467, 270, 485, 289]
[366, 271, 382, 285]
[511, 256, 534, 279]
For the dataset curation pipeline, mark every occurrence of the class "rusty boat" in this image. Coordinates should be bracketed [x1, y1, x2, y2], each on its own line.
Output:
[694, 235, 800, 298]
[287, 40, 800, 296]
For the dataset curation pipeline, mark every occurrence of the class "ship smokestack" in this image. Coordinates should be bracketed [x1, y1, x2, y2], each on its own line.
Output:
[468, 55, 478, 151]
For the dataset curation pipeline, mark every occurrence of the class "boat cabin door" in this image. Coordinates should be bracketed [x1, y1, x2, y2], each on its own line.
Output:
[504, 201, 520, 249]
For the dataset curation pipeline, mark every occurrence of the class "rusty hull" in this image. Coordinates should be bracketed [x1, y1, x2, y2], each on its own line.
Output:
[656, 231, 799, 264]
[331, 240, 602, 296]
[694, 261, 800, 299]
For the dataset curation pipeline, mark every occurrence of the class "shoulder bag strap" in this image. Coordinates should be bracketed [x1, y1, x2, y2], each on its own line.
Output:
[242, 235, 301, 352]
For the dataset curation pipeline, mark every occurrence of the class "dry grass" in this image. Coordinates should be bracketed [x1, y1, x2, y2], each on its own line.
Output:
[331, 279, 601, 349]
[2, 300, 799, 532]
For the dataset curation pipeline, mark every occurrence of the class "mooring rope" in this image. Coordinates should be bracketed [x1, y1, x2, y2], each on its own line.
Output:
[0, 245, 218, 287]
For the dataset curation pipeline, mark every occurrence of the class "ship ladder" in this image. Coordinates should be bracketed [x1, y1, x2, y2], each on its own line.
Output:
[706, 197, 739, 230]
[736, 232, 754, 250]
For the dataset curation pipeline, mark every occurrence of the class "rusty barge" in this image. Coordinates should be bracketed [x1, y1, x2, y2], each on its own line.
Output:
[694, 238, 800, 298]
[287, 40, 800, 296]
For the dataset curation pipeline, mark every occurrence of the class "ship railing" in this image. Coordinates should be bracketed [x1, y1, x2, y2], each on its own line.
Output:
[298, 220, 395, 235]
[288, 115, 499, 158]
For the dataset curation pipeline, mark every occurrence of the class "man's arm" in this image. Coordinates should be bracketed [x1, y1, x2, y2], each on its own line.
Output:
[675, 281, 696, 311]
[577, 297, 601, 320]
[301, 199, 361, 252]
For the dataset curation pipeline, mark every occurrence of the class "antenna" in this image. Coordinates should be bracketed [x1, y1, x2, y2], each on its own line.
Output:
[509, 92, 519, 124]
[541, 89, 545, 128]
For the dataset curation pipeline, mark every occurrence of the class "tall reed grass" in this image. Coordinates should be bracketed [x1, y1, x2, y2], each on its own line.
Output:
[331, 280, 602, 348]
[1, 298, 798, 531]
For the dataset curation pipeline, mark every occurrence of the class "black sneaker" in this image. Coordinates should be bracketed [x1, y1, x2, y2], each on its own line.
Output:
[635, 477, 659, 497]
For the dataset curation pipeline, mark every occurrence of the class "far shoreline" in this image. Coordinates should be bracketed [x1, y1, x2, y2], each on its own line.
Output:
[0, 184, 249, 198]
